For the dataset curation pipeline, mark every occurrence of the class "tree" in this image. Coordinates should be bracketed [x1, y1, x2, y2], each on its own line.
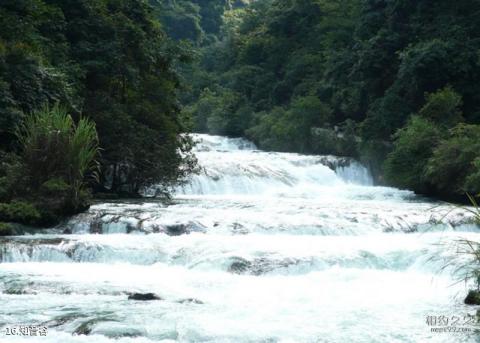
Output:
[0, 0, 197, 198]
[426, 124, 480, 196]
[418, 87, 464, 127]
[384, 116, 441, 193]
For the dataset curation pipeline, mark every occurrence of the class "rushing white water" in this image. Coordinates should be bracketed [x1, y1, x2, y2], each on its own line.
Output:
[1, 134, 480, 343]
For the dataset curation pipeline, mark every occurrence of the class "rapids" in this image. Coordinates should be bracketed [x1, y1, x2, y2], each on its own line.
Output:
[1, 134, 479, 342]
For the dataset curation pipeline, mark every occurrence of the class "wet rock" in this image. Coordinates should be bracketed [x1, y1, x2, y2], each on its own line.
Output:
[127, 293, 162, 301]
[166, 224, 188, 236]
[177, 298, 204, 304]
[465, 290, 480, 305]
[74, 320, 96, 335]
[74, 316, 119, 336]
[3, 286, 37, 295]
[231, 223, 248, 235]
[228, 258, 252, 274]
[83, 320, 146, 338]
[316, 155, 353, 170]
[228, 257, 303, 275]
[42, 313, 89, 328]
[165, 221, 206, 236]
[90, 220, 103, 234]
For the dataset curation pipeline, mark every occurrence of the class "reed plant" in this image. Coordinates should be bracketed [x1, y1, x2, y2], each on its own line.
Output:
[15, 104, 99, 210]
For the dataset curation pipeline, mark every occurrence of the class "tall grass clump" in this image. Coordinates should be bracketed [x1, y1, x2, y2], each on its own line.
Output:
[465, 194, 480, 224]
[440, 195, 480, 304]
[15, 104, 99, 214]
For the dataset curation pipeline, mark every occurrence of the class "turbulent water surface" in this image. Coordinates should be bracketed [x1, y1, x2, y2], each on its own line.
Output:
[1, 134, 480, 342]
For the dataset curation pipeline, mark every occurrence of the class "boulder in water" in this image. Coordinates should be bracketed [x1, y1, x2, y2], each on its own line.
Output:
[165, 221, 206, 236]
[465, 290, 480, 305]
[74, 319, 96, 335]
[128, 293, 162, 301]
[165, 224, 188, 236]
[228, 258, 252, 274]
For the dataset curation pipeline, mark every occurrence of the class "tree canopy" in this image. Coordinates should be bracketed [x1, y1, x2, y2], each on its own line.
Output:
[0, 0, 198, 225]
[173, 0, 480, 199]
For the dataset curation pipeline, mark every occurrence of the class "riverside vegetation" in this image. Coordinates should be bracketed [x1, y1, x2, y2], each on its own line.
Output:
[0, 0, 197, 231]
[165, 0, 480, 202]
[1, 2, 480, 338]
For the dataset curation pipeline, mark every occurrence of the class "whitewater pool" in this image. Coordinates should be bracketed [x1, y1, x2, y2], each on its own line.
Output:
[1, 134, 479, 342]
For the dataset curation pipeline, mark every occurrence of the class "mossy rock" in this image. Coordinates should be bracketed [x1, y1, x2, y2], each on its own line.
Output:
[0, 222, 13, 236]
[464, 290, 480, 305]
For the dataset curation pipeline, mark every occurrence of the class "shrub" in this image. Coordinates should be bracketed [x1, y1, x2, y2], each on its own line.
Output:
[0, 201, 41, 225]
[384, 116, 441, 193]
[0, 177, 9, 202]
[246, 96, 332, 153]
[0, 222, 13, 236]
[418, 87, 464, 127]
[465, 158, 480, 195]
[0, 152, 26, 201]
[40, 178, 71, 197]
[426, 124, 480, 196]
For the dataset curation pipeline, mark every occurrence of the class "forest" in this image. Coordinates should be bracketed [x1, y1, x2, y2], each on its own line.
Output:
[1, 0, 480, 231]
[174, 0, 480, 202]
[0, 0, 197, 230]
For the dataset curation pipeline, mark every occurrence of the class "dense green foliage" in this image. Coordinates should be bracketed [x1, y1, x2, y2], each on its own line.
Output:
[384, 116, 441, 194]
[173, 0, 480, 199]
[0, 222, 13, 236]
[385, 88, 480, 198]
[152, 0, 251, 45]
[0, 106, 99, 225]
[2, 0, 480, 229]
[0, 0, 198, 227]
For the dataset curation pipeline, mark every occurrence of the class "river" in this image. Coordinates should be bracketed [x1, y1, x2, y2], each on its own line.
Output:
[0, 134, 479, 342]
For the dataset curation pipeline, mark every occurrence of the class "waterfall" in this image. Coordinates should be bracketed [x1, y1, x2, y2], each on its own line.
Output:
[0, 134, 478, 343]
[176, 134, 373, 195]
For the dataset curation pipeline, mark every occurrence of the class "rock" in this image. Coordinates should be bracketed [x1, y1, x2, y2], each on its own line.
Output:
[127, 293, 162, 301]
[74, 317, 117, 336]
[228, 258, 252, 274]
[4, 288, 36, 295]
[177, 298, 204, 304]
[165, 224, 188, 236]
[464, 290, 480, 305]
[90, 220, 103, 234]
[165, 221, 206, 236]
[231, 223, 248, 235]
[74, 320, 95, 335]
[42, 313, 88, 328]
